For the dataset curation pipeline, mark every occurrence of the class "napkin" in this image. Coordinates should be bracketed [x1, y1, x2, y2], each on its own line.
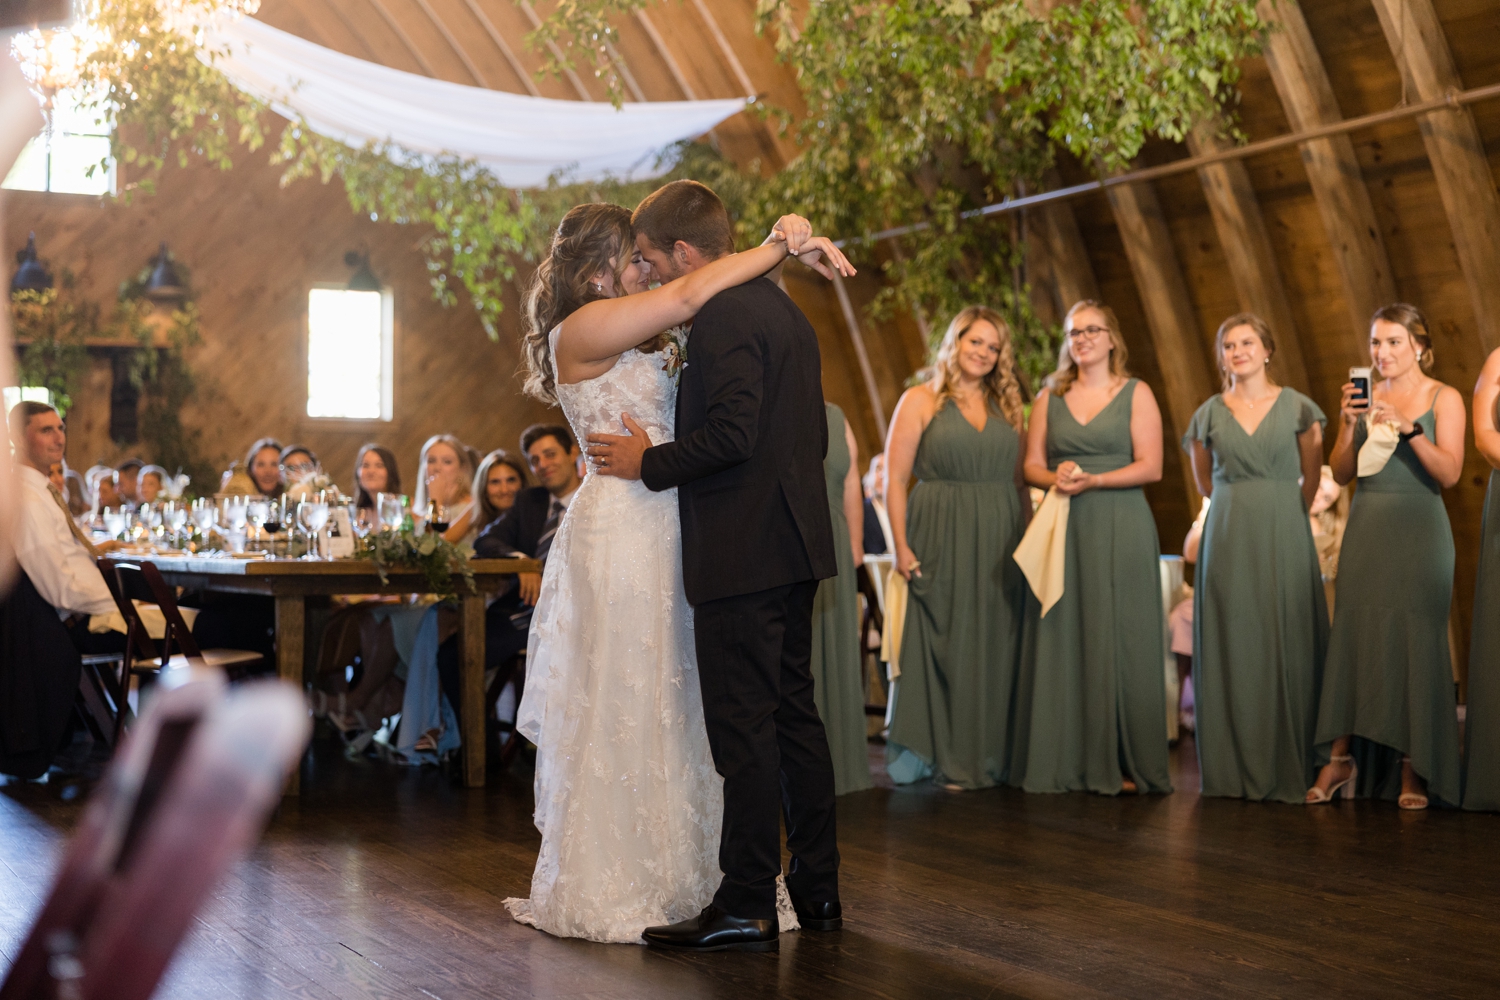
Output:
[1357, 415, 1402, 478]
[880, 567, 908, 681]
[1013, 487, 1070, 617]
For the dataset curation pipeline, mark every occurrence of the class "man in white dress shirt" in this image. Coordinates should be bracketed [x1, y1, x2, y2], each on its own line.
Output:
[8, 401, 123, 655]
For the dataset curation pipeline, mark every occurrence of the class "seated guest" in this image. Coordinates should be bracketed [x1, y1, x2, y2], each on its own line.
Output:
[413, 434, 479, 548]
[138, 464, 168, 503]
[86, 465, 120, 513]
[352, 444, 402, 520]
[862, 453, 893, 555]
[63, 465, 90, 517]
[243, 438, 285, 498]
[45, 460, 66, 493]
[397, 425, 581, 761]
[471, 449, 531, 537]
[115, 457, 145, 506]
[279, 444, 322, 495]
[9, 402, 122, 656]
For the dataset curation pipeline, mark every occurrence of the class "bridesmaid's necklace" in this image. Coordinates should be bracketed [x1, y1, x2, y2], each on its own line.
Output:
[1231, 384, 1277, 409]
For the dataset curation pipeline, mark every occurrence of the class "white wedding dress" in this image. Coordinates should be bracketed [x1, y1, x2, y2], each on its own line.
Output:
[504, 329, 797, 944]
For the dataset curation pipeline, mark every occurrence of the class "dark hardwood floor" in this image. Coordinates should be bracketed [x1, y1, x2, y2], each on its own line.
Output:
[3, 734, 1498, 999]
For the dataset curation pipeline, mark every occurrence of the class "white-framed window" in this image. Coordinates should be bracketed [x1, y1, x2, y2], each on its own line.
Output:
[305, 286, 394, 421]
[3, 385, 53, 415]
[2, 88, 114, 196]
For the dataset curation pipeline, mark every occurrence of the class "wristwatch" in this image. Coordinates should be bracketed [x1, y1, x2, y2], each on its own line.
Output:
[1400, 424, 1425, 442]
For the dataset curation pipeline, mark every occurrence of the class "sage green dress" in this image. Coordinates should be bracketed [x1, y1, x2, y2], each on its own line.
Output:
[810, 403, 874, 796]
[887, 399, 1028, 789]
[1317, 407, 1460, 806]
[1182, 390, 1328, 804]
[1464, 469, 1500, 811]
[1010, 381, 1171, 795]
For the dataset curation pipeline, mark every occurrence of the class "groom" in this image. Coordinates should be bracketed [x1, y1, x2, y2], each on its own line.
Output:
[588, 180, 842, 952]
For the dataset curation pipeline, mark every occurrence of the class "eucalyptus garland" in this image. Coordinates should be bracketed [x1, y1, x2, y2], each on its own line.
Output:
[357, 524, 477, 598]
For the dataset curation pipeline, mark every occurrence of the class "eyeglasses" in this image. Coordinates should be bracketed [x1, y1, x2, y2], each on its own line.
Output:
[1066, 325, 1110, 341]
[282, 461, 316, 476]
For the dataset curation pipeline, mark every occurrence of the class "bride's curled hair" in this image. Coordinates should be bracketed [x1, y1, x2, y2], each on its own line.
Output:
[929, 305, 1028, 433]
[522, 203, 634, 404]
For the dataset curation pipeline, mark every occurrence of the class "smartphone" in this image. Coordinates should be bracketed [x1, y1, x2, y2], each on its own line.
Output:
[1349, 367, 1372, 408]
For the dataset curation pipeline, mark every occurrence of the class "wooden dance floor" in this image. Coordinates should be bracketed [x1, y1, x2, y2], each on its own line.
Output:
[3, 737, 1497, 999]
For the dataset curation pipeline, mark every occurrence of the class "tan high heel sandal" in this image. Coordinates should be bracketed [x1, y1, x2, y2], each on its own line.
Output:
[1305, 754, 1357, 804]
[1398, 757, 1429, 810]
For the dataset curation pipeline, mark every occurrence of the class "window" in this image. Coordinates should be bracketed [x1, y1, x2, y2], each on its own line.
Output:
[3, 385, 53, 415]
[3, 88, 114, 196]
[306, 287, 393, 420]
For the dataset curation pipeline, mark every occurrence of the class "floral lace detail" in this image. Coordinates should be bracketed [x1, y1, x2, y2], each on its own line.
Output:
[503, 327, 725, 944]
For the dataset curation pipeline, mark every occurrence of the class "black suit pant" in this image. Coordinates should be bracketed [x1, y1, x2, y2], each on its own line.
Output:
[693, 579, 839, 919]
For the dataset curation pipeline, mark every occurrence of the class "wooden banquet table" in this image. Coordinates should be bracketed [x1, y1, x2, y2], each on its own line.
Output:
[139, 555, 540, 794]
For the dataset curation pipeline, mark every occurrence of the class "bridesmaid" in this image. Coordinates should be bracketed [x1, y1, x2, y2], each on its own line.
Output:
[1465, 345, 1500, 811]
[1182, 313, 1328, 804]
[885, 306, 1030, 789]
[1011, 300, 1171, 796]
[1309, 305, 1464, 809]
[810, 402, 875, 795]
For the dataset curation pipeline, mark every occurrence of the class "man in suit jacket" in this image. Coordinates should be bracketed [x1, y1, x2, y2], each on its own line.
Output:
[589, 180, 842, 952]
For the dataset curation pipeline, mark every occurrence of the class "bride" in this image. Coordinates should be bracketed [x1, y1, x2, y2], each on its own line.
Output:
[502, 201, 851, 943]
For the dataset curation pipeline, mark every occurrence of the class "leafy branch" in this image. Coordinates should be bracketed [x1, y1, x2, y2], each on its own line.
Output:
[356, 524, 477, 597]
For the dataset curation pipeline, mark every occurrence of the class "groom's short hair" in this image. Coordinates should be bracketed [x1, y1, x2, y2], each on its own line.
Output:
[632, 180, 735, 260]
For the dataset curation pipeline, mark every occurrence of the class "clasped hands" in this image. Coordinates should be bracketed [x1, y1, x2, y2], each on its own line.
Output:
[1053, 461, 1098, 496]
[766, 214, 857, 280]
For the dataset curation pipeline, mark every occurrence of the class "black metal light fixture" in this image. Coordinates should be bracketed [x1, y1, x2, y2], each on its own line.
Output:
[344, 250, 381, 292]
[143, 241, 186, 304]
[11, 232, 53, 295]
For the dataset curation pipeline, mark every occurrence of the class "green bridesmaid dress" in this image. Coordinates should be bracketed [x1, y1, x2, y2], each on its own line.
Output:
[810, 403, 874, 796]
[1465, 469, 1500, 811]
[1317, 407, 1461, 805]
[887, 399, 1029, 789]
[1010, 381, 1172, 795]
[1182, 390, 1328, 804]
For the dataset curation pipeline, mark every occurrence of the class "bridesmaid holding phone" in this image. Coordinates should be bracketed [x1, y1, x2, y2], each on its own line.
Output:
[1309, 304, 1464, 809]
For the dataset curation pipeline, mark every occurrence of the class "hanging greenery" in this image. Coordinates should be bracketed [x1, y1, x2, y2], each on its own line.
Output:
[48, 0, 1264, 380]
[10, 274, 95, 415]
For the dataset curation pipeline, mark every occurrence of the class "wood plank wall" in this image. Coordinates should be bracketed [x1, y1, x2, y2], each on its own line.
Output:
[7, 0, 1500, 672]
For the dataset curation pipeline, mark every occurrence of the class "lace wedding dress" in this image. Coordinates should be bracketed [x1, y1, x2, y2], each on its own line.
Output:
[504, 328, 796, 944]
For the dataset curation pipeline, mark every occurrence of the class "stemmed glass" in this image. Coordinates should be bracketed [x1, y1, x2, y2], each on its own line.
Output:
[298, 494, 331, 560]
[102, 506, 126, 541]
[246, 498, 270, 550]
[221, 497, 249, 552]
[191, 499, 217, 547]
[163, 501, 188, 548]
[377, 492, 405, 533]
[427, 502, 451, 535]
[139, 503, 163, 543]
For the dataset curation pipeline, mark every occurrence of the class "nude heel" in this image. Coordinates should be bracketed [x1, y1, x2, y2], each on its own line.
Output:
[1305, 754, 1356, 804]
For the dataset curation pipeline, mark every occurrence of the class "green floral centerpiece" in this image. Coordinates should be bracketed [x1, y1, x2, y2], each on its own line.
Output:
[356, 523, 476, 597]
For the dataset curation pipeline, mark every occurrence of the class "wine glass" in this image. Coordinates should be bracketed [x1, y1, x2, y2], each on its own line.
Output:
[247, 498, 270, 536]
[102, 506, 126, 541]
[377, 492, 405, 532]
[222, 497, 248, 532]
[428, 501, 451, 535]
[164, 501, 188, 547]
[298, 496, 330, 559]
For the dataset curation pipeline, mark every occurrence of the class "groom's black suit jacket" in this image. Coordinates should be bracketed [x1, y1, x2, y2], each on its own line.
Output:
[641, 276, 836, 606]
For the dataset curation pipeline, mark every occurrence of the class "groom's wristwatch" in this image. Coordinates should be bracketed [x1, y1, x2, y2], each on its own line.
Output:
[1400, 425, 1424, 441]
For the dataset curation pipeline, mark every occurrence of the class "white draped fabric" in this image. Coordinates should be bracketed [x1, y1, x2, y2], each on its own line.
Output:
[198, 16, 747, 188]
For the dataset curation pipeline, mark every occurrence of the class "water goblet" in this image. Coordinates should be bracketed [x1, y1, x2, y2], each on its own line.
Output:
[298, 497, 331, 559]
[377, 492, 405, 532]
[103, 506, 126, 541]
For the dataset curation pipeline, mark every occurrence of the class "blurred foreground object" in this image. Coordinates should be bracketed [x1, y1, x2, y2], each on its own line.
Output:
[0, 675, 310, 1000]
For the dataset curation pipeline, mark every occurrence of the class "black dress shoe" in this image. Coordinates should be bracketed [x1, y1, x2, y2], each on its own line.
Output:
[642, 905, 778, 953]
[790, 898, 843, 931]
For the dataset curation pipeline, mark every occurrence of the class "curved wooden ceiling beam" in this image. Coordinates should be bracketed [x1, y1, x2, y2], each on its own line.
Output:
[459, 0, 542, 96]
[1372, 0, 1500, 353]
[1107, 180, 1214, 510]
[1255, 0, 1397, 343]
[364, 0, 442, 77]
[412, 0, 489, 87]
[1187, 122, 1311, 394]
[634, 10, 697, 100]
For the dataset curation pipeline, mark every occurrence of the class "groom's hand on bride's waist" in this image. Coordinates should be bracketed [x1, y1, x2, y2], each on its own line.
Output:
[586, 413, 648, 481]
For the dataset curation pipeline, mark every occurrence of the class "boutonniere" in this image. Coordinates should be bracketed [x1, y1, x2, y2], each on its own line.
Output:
[661, 325, 689, 384]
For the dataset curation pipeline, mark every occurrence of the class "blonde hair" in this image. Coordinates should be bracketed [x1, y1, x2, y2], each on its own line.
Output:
[1371, 303, 1436, 372]
[1045, 300, 1130, 395]
[1214, 312, 1277, 391]
[522, 203, 635, 404]
[413, 434, 476, 511]
[929, 305, 1026, 433]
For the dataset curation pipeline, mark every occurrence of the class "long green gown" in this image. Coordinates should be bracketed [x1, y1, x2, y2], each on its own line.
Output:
[1182, 390, 1328, 804]
[810, 403, 874, 795]
[887, 399, 1028, 789]
[1316, 407, 1460, 805]
[1465, 469, 1500, 811]
[1010, 381, 1172, 795]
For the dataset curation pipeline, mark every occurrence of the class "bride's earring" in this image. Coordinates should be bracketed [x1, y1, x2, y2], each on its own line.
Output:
[593, 282, 603, 292]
